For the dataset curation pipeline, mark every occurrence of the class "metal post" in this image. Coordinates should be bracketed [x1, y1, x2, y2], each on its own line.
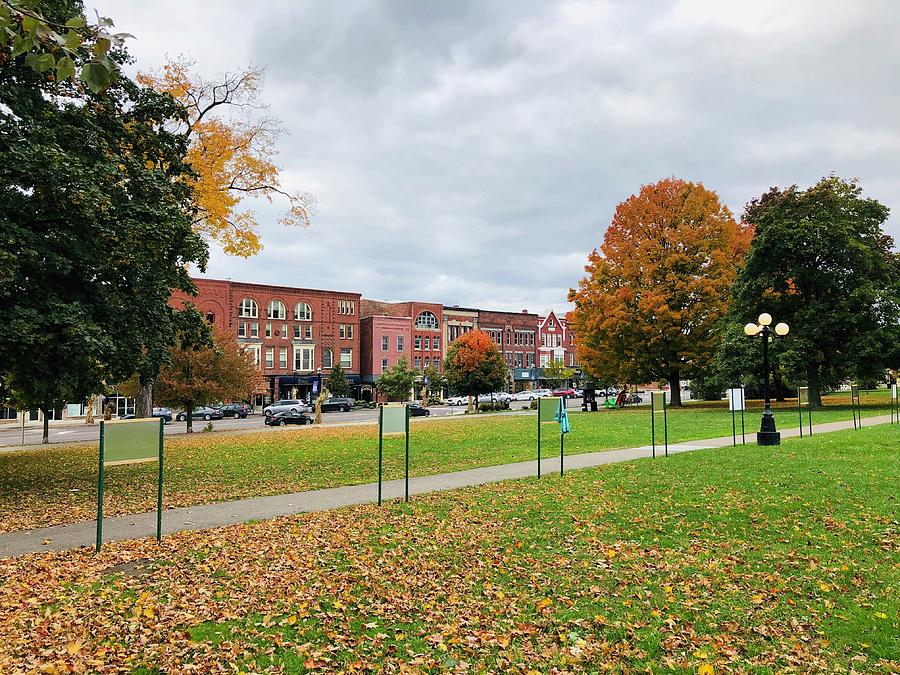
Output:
[740, 386, 746, 445]
[96, 422, 105, 553]
[798, 387, 803, 438]
[157, 417, 164, 543]
[537, 398, 542, 478]
[663, 394, 668, 458]
[757, 327, 780, 445]
[731, 400, 736, 447]
[559, 399, 564, 476]
[651, 394, 656, 459]
[377, 406, 383, 506]
[404, 405, 410, 502]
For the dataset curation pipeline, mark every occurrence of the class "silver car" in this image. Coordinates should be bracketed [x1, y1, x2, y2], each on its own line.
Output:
[262, 399, 308, 417]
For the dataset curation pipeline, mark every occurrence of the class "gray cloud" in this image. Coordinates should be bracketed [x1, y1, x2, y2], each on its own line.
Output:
[98, 0, 900, 312]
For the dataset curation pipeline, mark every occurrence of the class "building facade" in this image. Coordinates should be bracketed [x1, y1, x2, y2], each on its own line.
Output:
[171, 278, 361, 406]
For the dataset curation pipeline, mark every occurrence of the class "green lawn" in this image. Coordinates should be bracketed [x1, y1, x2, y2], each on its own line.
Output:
[0, 392, 894, 533]
[1, 424, 896, 672]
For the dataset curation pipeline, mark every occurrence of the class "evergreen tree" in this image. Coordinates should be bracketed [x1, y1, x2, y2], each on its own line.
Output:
[325, 363, 351, 397]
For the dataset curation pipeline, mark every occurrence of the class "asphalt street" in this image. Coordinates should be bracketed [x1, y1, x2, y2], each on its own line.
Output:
[0, 398, 587, 449]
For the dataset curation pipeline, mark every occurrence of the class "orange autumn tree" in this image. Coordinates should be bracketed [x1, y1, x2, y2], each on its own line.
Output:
[568, 178, 752, 406]
[444, 330, 509, 412]
[138, 60, 313, 256]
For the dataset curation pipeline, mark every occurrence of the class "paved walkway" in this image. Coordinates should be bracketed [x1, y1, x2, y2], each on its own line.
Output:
[1, 414, 893, 558]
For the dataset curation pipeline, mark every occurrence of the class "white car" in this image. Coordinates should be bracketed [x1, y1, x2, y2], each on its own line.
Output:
[445, 395, 468, 406]
[513, 388, 554, 401]
[263, 399, 309, 416]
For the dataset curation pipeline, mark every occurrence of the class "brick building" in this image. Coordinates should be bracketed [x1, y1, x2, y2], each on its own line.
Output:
[537, 310, 581, 386]
[171, 278, 361, 407]
[476, 309, 540, 391]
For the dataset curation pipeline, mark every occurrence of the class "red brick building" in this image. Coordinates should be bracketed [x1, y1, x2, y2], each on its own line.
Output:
[360, 298, 444, 382]
[476, 309, 539, 390]
[171, 278, 361, 406]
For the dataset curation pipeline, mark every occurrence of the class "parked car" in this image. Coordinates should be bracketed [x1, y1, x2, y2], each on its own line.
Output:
[175, 406, 224, 422]
[121, 407, 173, 424]
[407, 403, 431, 417]
[445, 395, 468, 406]
[265, 410, 313, 426]
[219, 402, 249, 419]
[320, 397, 355, 413]
[573, 389, 583, 398]
[513, 388, 554, 401]
[552, 387, 576, 399]
[263, 399, 307, 417]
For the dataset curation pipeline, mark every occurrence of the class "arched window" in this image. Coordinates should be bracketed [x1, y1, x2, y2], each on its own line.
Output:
[424, 357, 430, 368]
[267, 299, 286, 320]
[295, 302, 312, 321]
[322, 348, 333, 369]
[239, 298, 258, 318]
[415, 311, 438, 329]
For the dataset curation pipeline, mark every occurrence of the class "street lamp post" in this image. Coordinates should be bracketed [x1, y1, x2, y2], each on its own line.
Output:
[744, 313, 790, 446]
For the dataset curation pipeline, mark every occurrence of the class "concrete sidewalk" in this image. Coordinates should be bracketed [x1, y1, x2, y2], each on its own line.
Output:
[0, 414, 893, 558]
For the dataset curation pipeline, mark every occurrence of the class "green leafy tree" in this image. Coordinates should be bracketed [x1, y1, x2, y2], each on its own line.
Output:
[732, 176, 899, 407]
[154, 329, 262, 433]
[444, 330, 508, 412]
[542, 360, 575, 389]
[0, 0, 130, 92]
[422, 363, 446, 403]
[0, 5, 208, 442]
[325, 363, 350, 398]
[377, 358, 417, 402]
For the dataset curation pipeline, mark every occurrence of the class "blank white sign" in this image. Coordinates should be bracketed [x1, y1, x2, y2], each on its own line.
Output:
[727, 388, 745, 411]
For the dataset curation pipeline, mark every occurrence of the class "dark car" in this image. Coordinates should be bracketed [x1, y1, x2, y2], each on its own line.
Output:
[265, 410, 313, 426]
[407, 403, 430, 417]
[175, 406, 224, 422]
[320, 397, 355, 413]
[220, 402, 250, 419]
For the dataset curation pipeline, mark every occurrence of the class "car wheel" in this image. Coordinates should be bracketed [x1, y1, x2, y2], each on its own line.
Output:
[233, 413, 240, 419]
[529, 396, 535, 401]
[277, 419, 285, 426]
[264, 410, 272, 417]
[177, 414, 185, 421]
[204, 414, 211, 420]
[341, 406, 349, 412]
[290, 408, 298, 414]
[425, 410, 430, 416]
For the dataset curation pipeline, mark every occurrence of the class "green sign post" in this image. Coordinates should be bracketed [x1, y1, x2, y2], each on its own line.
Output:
[727, 387, 746, 446]
[850, 383, 861, 430]
[96, 417, 164, 552]
[377, 404, 410, 505]
[537, 396, 567, 477]
[892, 380, 898, 425]
[797, 386, 813, 437]
[651, 391, 668, 458]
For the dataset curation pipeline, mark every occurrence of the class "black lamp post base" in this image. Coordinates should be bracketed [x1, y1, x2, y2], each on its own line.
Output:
[757, 430, 781, 446]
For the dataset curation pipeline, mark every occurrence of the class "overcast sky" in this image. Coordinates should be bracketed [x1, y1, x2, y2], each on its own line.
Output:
[98, 0, 900, 314]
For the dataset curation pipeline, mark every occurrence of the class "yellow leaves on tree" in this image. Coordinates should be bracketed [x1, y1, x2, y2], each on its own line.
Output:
[138, 60, 313, 257]
[568, 178, 752, 405]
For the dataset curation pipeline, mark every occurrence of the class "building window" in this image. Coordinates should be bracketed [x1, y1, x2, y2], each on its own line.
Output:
[340, 348, 352, 368]
[205, 312, 215, 324]
[294, 302, 312, 321]
[265, 347, 274, 369]
[526, 352, 535, 368]
[294, 346, 314, 371]
[239, 298, 258, 318]
[305, 325, 312, 340]
[381, 358, 388, 371]
[432, 356, 440, 369]
[294, 324, 301, 339]
[424, 357, 430, 368]
[424, 336, 430, 350]
[279, 347, 288, 369]
[433, 337, 440, 351]
[397, 336, 404, 351]
[414, 356, 421, 369]
[540, 353, 550, 367]
[381, 335, 388, 351]
[339, 324, 345, 339]
[415, 311, 438, 329]
[347, 325, 354, 339]
[250, 322, 259, 338]
[245, 344, 261, 367]
[322, 349, 333, 368]
[282, 323, 288, 338]
[414, 336, 421, 350]
[265, 322, 272, 338]
[338, 300, 355, 315]
[515, 352, 523, 367]
[238, 322, 246, 338]
[267, 300, 286, 320]
[506, 328, 512, 345]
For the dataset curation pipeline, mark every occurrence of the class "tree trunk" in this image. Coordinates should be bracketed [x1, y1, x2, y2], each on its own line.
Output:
[85, 395, 95, 424]
[773, 370, 786, 402]
[137, 380, 153, 418]
[467, 395, 474, 413]
[41, 406, 49, 444]
[668, 374, 682, 407]
[807, 367, 823, 409]
[186, 402, 194, 433]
